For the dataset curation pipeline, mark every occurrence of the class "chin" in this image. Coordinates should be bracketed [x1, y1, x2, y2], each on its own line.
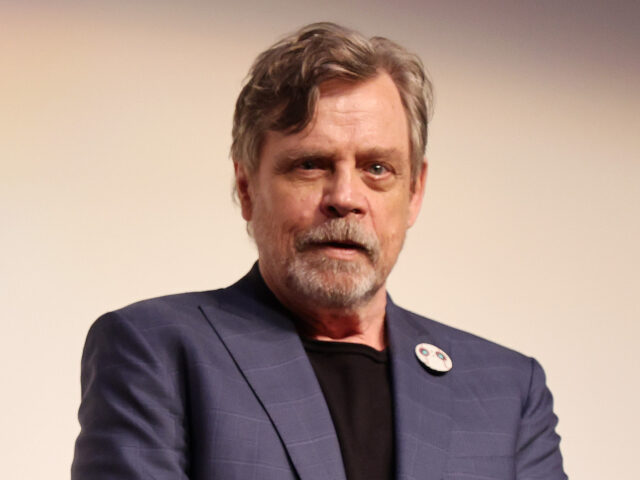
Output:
[285, 255, 382, 309]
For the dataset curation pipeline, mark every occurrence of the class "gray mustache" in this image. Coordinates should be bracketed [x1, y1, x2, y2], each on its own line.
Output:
[294, 219, 379, 261]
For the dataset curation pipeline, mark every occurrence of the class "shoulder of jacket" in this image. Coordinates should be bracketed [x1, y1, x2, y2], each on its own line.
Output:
[393, 303, 533, 369]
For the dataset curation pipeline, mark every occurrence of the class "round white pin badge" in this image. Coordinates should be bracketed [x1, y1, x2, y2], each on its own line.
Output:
[415, 343, 452, 373]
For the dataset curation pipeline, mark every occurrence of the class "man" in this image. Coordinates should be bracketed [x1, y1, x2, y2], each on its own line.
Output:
[72, 23, 566, 480]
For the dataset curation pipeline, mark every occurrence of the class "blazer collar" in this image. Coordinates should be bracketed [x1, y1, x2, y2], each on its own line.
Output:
[199, 264, 347, 480]
[386, 298, 454, 480]
[200, 265, 453, 480]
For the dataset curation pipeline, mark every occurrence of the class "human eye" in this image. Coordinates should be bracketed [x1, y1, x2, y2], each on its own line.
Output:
[282, 155, 329, 179]
[292, 156, 332, 175]
[361, 159, 397, 189]
[298, 158, 320, 170]
[365, 163, 389, 176]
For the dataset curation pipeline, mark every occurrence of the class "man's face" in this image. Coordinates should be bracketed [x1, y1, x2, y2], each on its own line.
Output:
[236, 72, 426, 309]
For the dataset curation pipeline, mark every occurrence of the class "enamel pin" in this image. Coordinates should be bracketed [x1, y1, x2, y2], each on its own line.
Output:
[415, 343, 453, 373]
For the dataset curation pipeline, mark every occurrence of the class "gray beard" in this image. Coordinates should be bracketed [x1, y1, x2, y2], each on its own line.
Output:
[253, 217, 384, 308]
[284, 252, 381, 309]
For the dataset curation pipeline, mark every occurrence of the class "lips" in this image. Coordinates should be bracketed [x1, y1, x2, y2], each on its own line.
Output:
[302, 240, 369, 264]
[294, 219, 380, 262]
[306, 240, 368, 255]
[321, 240, 365, 250]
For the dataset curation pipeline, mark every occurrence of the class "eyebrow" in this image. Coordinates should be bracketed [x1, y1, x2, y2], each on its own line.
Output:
[356, 147, 403, 161]
[272, 148, 336, 173]
[274, 146, 403, 165]
[274, 148, 335, 163]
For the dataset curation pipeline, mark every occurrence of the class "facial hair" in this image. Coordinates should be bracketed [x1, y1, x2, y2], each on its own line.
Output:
[285, 218, 383, 308]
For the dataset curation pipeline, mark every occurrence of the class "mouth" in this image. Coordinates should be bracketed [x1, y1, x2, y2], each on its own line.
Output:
[304, 240, 370, 259]
[293, 219, 379, 262]
[320, 241, 366, 251]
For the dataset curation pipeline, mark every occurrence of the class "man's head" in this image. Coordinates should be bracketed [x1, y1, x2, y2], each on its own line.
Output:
[232, 23, 432, 311]
[231, 22, 433, 190]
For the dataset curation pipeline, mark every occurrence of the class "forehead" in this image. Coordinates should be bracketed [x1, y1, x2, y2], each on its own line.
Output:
[261, 73, 410, 161]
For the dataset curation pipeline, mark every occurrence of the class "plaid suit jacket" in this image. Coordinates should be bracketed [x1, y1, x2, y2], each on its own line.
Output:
[72, 265, 566, 479]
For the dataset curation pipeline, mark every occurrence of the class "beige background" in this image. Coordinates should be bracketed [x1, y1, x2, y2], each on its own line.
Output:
[2, 1, 639, 478]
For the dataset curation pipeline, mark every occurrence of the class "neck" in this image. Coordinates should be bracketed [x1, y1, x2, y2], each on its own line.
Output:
[293, 289, 389, 351]
[260, 269, 389, 351]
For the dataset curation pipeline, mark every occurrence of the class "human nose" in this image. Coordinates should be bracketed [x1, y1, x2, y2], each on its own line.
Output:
[320, 166, 367, 218]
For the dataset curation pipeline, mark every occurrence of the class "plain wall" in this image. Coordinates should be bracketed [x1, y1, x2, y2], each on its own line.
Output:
[2, 1, 639, 478]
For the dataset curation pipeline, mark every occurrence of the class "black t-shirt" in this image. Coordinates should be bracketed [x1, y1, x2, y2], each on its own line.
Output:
[302, 338, 395, 480]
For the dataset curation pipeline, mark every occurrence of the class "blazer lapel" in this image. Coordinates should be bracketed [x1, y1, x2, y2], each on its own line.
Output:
[199, 266, 347, 480]
[387, 299, 454, 480]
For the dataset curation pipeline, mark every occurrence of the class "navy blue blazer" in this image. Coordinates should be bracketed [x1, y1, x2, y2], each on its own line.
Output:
[72, 265, 566, 479]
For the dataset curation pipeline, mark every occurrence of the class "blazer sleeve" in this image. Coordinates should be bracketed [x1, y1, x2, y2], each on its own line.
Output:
[72, 311, 189, 480]
[516, 358, 567, 479]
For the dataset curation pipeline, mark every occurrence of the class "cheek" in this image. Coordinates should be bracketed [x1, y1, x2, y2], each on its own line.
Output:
[371, 196, 411, 246]
[275, 186, 322, 224]
[260, 188, 321, 245]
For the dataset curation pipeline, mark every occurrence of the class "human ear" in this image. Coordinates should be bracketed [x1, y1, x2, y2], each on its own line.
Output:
[407, 159, 427, 228]
[234, 161, 253, 221]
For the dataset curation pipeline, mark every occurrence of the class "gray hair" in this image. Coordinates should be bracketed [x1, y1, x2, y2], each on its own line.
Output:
[231, 22, 433, 190]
